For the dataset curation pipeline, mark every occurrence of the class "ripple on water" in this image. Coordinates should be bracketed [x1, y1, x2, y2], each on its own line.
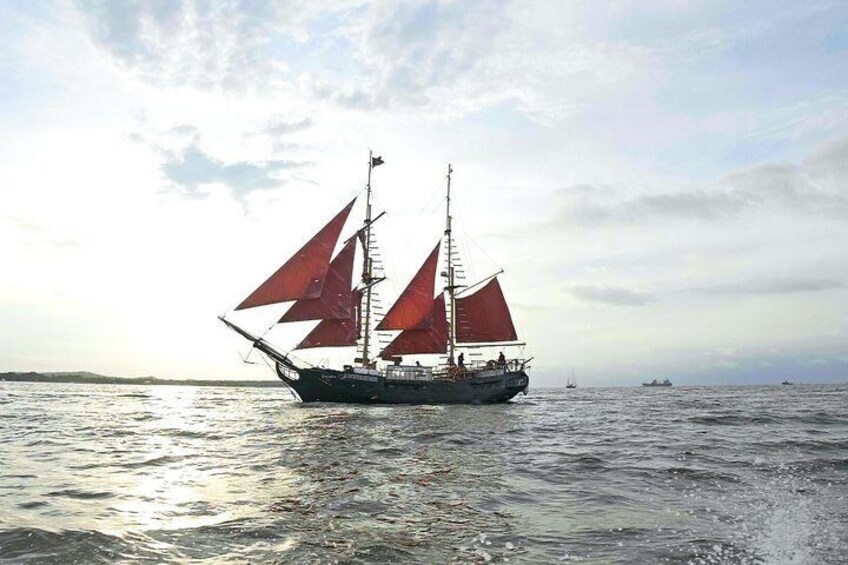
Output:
[1, 382, 846, 563]
[45, 489, 114, 500]
[117, 454, 196, 469]
[0, 528, 165, 563]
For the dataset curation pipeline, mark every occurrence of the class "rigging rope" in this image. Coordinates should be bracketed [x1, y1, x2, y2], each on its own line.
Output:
[240, 347, 262, 365]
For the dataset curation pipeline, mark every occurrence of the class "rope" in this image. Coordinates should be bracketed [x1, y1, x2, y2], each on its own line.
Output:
[240, 347, 262, 365]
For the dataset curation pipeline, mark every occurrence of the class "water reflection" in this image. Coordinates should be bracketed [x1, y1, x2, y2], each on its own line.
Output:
[113, 386, 223, 531]
[256, 403, 526, 562]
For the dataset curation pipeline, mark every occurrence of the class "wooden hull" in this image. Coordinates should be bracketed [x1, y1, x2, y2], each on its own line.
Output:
[276, 364, 529, 404]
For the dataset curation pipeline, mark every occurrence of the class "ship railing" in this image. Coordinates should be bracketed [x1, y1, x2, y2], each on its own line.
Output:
[465, 358, 529, 372]
[430, 358, 530, 381]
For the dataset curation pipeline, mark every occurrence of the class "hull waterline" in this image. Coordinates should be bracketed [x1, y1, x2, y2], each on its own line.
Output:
[277, 364, 529, 404]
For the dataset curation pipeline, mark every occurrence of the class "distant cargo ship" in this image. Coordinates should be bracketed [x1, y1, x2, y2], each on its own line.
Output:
[643, 379, 672, 387]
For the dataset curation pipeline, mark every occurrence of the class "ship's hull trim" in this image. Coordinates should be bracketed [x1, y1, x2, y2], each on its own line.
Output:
[276, 364, 529, 404]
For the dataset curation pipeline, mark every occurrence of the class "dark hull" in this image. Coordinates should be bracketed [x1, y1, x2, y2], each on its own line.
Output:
[276, 364, 529, 404]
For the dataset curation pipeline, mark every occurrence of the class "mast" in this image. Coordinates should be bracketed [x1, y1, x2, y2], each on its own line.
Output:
[361, 150, 375, 366]
[445, 164, 456, 364]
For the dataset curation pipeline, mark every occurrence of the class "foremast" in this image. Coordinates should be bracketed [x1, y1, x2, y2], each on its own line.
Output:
[359, 150, 383, 367]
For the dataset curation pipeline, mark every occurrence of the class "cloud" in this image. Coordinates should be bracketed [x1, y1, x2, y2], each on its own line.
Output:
[257, 117, 313, 153]
[559, 135, 848, 226]
[805, 135, 848, 190]
[577, 190, 748, 224]
[333, 1, 651, 121]
[75, 0, 313, 91]
[569, 285, 653, 306]
[264, 117, 313, 136]
[73, 1, 651, 122]
[70, 0, 848, 139]
[169, 123, 200, 138]
[126, 121, 200, 150]
[125, 119, 310, 200]
[4, 217, 84, 250]
[302, 77, 378, 111]
[742, 92, 848, 146]
[161, 144, 304, 198]
[697, 278, 844, 296]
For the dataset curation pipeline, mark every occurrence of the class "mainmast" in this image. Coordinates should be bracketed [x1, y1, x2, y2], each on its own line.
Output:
[445, 164, 457, 364]
[360, 151, 375, 366]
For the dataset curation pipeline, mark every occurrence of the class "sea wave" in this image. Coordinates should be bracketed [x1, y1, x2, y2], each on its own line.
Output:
[1, 382, 846, 563]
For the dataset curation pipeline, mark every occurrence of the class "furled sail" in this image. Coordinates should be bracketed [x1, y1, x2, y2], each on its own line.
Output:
[455, 277, 518, 343]
[376, 242, 440, 331]
[296, 290, 360, 349]
[380, 294, 447, 359]
[278, 238, 356, 322]
[236, 198, 356, 310]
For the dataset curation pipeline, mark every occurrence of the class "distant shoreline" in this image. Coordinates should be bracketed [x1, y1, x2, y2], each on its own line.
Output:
[3, 372, 843, 389]
[0, 372, 285, 388]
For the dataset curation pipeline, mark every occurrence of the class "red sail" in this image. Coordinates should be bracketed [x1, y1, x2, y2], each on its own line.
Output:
[455, 277, 518, 343]
[380, 294, 447, 359]
[236, 198, 356, 310]
[279, 239, 356, 322]
[296, 291, 360, 349]
[376, 242, 440, 331]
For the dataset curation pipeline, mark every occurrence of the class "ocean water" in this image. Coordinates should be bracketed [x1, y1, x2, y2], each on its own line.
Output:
[1, 382, 846, 564]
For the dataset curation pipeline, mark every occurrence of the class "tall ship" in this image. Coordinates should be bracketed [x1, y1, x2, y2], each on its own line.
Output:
[219, 153, 530, 404]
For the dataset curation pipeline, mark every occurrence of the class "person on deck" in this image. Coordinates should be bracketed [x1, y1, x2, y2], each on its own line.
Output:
[458, 352, 465, 368]
[498, 351, 506, 366]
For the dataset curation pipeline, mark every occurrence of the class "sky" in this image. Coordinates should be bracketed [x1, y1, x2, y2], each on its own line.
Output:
[1, 0, 847, 386]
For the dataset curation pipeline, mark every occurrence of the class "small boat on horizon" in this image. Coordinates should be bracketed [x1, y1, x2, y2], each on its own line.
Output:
[643, 378, 672, 387]
[566, 368, 577, 389]
[782, 380, 794, 385]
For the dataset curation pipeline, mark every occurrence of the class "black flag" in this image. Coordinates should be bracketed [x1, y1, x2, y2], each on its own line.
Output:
[371, 155, 384, 168]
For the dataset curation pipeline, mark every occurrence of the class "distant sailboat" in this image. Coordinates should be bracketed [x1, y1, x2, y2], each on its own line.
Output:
[219, 153, 531, 404]
[566, 368, 577, 389]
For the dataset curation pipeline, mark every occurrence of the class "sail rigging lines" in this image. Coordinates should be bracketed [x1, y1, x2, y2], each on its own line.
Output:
[224, 155, 520, 367]
[371, 164, 520, 361]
